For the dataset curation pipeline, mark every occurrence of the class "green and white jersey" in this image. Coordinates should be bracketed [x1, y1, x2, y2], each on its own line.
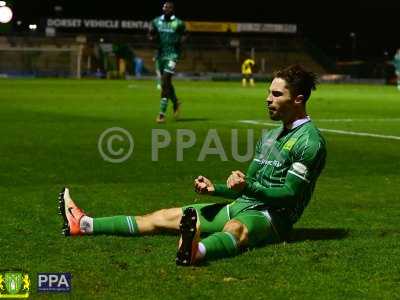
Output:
[214, 118, 326, 225]
[151, 15, 186, 60]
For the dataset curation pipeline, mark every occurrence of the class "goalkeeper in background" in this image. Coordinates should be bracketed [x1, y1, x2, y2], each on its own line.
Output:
[59, 65, 326, 266]
[242, 58, 255, 87]
[148, 1, 187, 123]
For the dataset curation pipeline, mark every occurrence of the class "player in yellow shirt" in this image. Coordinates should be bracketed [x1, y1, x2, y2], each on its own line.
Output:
[241, 58, 255, 87]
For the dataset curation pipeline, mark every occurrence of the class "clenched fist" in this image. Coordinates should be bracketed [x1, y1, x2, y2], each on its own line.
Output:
[226, 170, 246, 192]
[194, 175, 215, 194]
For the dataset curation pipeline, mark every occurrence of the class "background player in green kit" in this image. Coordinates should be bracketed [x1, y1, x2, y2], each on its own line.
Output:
[148, 1, 187, 123]
[393, 48, 400, 90]
[59, 65, 326, 266]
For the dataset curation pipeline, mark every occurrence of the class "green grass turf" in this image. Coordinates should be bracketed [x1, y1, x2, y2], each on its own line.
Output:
[0, 79, 399, 299]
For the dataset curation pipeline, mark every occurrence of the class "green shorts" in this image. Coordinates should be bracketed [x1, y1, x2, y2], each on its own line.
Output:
[157, 58, 177, 74]
[183, 200, 289, 247]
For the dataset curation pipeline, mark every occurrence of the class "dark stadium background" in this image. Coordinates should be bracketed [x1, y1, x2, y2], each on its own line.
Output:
[11, 0, 400, 59]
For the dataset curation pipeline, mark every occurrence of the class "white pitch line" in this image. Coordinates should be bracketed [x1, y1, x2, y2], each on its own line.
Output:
[315, 118, 400, 122]
[318, 128, 400, 140]
[239, 120, 400, 141]
[242, 118, 400, 123]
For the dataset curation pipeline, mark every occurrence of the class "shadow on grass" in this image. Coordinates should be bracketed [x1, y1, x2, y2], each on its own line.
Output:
[287, 228, 349, 243]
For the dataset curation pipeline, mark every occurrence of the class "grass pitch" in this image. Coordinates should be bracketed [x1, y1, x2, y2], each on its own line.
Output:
[0, 79, 399, 299]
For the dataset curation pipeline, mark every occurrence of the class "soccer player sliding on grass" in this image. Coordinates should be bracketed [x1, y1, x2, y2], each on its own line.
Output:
[59, 65, 326, 266]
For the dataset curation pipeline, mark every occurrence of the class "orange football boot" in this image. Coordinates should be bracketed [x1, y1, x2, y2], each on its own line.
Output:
[58, 187, 86, 236]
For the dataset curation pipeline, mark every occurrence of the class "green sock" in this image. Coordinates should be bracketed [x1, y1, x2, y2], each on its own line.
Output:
[160, 97, 168, 114]
[93, 215, 139, 236]
[200, 232, 239, 260]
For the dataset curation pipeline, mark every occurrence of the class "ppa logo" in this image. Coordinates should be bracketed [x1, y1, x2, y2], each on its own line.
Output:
[37, 273, 71, 293]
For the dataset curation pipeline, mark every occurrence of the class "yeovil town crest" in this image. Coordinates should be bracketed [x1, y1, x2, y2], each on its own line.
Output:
[0, 272, 30, 298]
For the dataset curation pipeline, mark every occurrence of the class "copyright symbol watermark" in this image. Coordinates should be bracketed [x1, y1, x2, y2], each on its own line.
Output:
[98, 127, 134, 163]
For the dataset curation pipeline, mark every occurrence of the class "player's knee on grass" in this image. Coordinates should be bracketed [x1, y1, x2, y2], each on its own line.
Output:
[223, 220, 249, 248]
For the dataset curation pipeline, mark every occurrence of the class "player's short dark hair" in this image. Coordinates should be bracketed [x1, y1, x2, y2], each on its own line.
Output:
[274, 64, 318, 101]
